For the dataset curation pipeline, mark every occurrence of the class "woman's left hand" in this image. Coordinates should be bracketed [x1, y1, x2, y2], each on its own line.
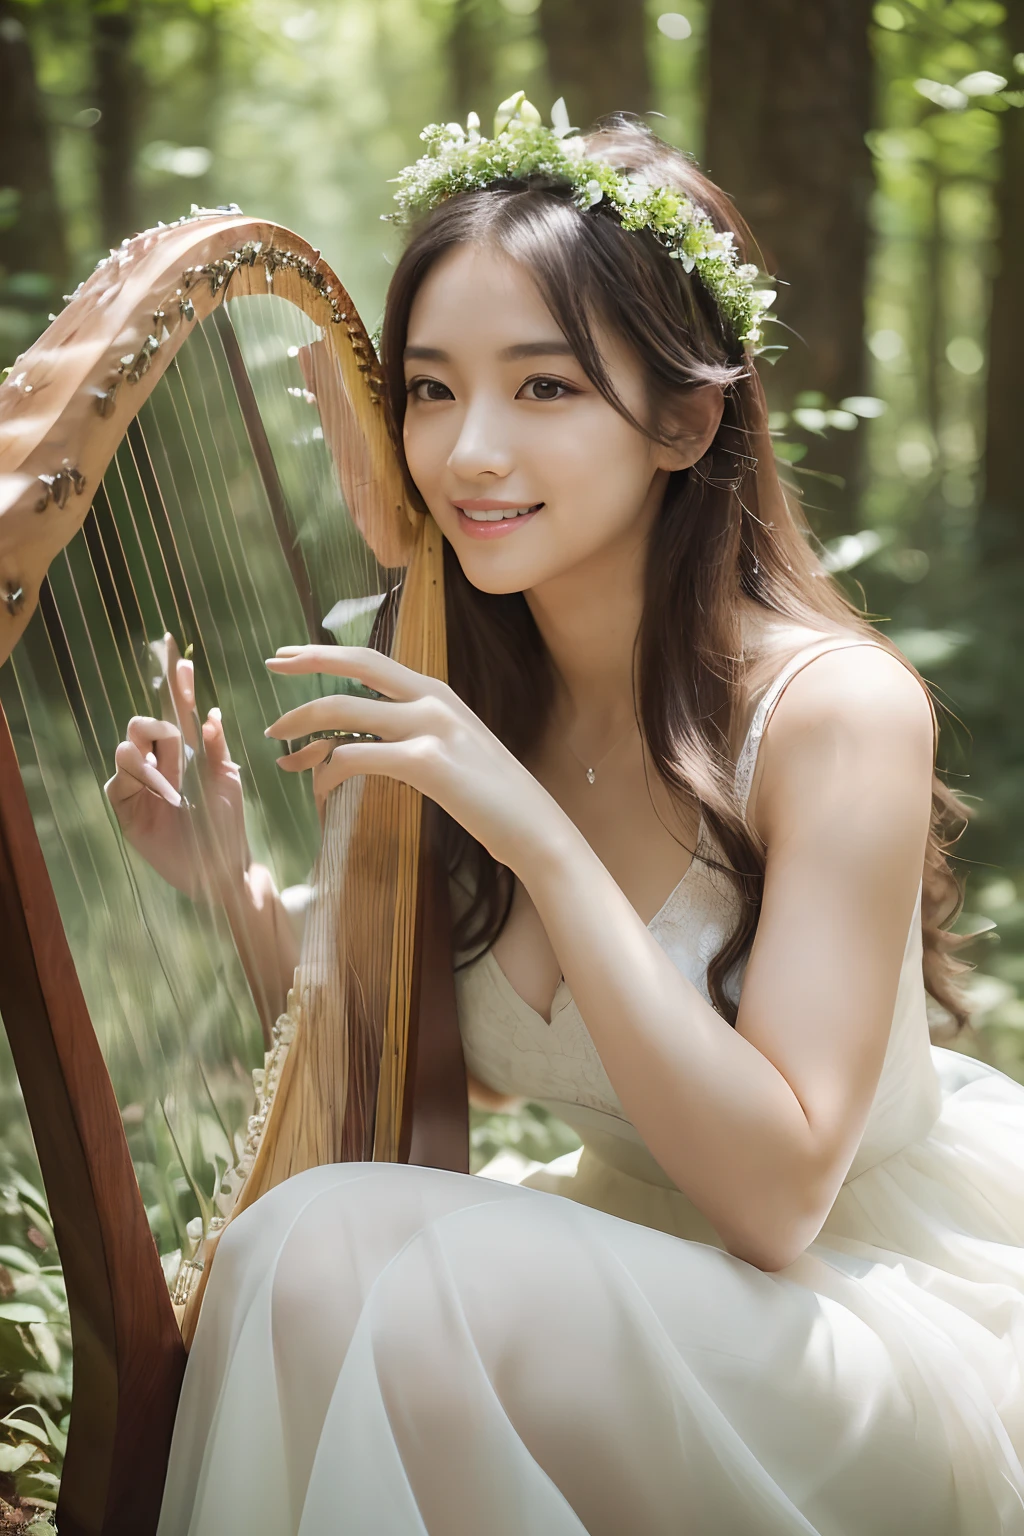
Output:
[265, 645, 561, 871]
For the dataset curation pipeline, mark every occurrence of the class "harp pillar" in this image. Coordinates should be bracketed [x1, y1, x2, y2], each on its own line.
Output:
[0, 699, 185, 1536]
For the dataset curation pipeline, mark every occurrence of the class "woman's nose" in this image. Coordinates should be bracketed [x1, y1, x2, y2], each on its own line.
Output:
[446, 400, 514, 481]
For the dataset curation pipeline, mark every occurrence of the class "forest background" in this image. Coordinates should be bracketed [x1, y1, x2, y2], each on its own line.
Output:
[0, 0, 1021, 1523]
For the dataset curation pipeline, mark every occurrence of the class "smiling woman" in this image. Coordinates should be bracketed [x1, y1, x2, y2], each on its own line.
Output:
[151, 100, 1024, 1536]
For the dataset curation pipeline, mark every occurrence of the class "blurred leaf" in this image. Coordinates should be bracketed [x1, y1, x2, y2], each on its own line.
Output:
[0, 1303, 47, 1324]
[874, 3, 905, 30]
[26, 1325, 61, 1375]
[0, 1442, 40, 1474]
[791, 406, 830, 433]
[2, 1405, 67, 1458]
[915, 78, 969, 110]
[887, 628, 971, 668]
[822, 528, 892, 573]
[956, 70, 1007, 95]
[0, 1247, 40, 1274]
[839, 395, 887, 418]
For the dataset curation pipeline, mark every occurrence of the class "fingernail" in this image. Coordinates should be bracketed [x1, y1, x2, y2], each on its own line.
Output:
[263, 727, 276, 738]
[210, 706, 222, 722]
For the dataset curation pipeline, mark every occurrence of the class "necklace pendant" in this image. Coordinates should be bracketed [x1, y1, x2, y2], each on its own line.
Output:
[586, 767, 596, 784]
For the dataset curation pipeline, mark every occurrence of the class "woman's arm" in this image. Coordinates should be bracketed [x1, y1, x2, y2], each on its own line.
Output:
[516, 645, 935, 1271]
[220, 863, 300, 1037]
[265, 642, 934, 1272]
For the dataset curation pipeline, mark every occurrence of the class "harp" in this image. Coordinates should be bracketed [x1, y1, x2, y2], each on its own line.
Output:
[0, 209, 468, 1535]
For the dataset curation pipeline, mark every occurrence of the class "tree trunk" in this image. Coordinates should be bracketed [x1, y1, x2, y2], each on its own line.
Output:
[705, 0, 875, 530]
[537, 0, 650, 130]
[447, 0, 495, 127]
[958, 3, 1024, 866]
[92, 1, 140, 250]
[978, 3, 1024, 567]
[0, 0, 68, 299]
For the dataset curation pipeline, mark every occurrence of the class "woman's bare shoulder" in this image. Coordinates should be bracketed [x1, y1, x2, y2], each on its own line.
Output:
[734, 606, 851, 748]
[748, 641, 935, 846]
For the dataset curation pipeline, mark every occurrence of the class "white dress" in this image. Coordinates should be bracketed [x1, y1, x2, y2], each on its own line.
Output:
[157, 638, 1024, 1535]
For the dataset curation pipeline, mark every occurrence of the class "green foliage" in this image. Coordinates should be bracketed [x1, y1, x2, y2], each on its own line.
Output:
[0, 1164, 68, 1527]
[470, 1102, 582, 1173]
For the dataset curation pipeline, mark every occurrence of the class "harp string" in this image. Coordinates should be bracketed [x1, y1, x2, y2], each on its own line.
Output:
[148, 318, 319, 905]
[6, 600, 236, 1252]
[190, 318, 300, 700]
[122, 423, 193, 649]
[41, 515, 257, 1078]
[2, 289, 420, 1299]
[161, 339, 295, 807]
[109, 419, 282, 1040]
[0, 305, 294, 1253]
[121, 319, 320, 1038]
[109, 429, 176, 661]
[93, 396, 271, 1056]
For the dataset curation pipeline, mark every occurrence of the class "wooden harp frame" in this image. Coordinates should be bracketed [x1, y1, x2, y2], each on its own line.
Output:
[0, 211, 468, 1536]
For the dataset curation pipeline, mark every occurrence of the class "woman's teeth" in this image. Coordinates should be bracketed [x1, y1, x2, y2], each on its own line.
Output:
[462, 505, 540, 522]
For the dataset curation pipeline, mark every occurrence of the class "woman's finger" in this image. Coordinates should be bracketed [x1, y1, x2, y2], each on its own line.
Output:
[106, 739, 183, 809]
[201, 707, 239, 776]
[171, 654, 201, 753]
[126, 715, 186, 792]
[274, 738, 347, 773]
[265, 645, 437, 702]
[265, 693, 427, 744]
[309, 739, 414, 799]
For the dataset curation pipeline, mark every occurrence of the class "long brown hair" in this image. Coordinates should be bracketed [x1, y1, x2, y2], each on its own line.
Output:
[379, 113, 973, 1031]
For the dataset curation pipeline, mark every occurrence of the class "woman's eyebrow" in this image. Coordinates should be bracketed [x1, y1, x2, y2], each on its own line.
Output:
[403, 339, 576, 362]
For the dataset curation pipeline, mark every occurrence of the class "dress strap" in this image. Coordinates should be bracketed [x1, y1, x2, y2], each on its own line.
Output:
[733, 636, 889, 818]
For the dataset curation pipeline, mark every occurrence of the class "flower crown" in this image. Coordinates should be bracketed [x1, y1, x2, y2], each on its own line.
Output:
[383, 91, 777, 354]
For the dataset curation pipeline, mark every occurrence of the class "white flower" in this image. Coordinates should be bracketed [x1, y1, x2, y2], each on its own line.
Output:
[621, 173, 651, 205]
[550, 97, 574, 138]
[561, 135, 588, 161]
[577, 178, 604, 209]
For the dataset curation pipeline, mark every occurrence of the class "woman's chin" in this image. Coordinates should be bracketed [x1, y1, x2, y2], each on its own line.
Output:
[459, 559, 538, 597]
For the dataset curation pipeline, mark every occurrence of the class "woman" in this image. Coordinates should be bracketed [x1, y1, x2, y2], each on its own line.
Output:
[114, 99, 1024, 1533]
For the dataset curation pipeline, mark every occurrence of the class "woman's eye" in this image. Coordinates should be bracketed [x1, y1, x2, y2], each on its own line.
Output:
[406, 376, 575, 403]
[407, 379, 454, 402]
[519, 377, 573, 402]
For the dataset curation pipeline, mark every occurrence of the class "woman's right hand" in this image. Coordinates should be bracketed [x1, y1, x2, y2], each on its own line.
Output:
[104, 637, 251, 902]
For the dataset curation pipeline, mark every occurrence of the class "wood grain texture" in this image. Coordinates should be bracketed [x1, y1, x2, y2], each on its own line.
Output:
[0, 700, 186, 1536]
[0, 212, 412, 663]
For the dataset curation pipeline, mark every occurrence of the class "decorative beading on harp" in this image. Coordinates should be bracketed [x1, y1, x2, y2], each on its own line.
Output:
[0, 205, 466, 1528]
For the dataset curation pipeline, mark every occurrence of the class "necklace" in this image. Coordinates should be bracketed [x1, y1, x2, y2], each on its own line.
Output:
[564, 717, 638, 785]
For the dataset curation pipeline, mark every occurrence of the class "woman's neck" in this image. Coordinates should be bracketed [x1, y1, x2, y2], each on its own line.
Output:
[524, 528, 646, 735]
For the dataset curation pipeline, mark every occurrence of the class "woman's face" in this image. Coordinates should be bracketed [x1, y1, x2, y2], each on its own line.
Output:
[401, 241, 703, 597]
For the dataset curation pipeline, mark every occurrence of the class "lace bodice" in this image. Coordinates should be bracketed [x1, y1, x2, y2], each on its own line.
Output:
[455, 635, 943, 1193]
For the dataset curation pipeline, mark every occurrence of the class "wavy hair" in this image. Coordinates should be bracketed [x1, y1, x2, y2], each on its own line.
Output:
[378, 113, 973, 1032]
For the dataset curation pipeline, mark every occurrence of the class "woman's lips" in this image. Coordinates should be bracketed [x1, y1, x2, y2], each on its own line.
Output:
[455, 503, 543, 539]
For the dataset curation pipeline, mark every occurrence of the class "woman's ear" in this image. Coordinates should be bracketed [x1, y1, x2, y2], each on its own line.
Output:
[655, 384, 725, 473]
